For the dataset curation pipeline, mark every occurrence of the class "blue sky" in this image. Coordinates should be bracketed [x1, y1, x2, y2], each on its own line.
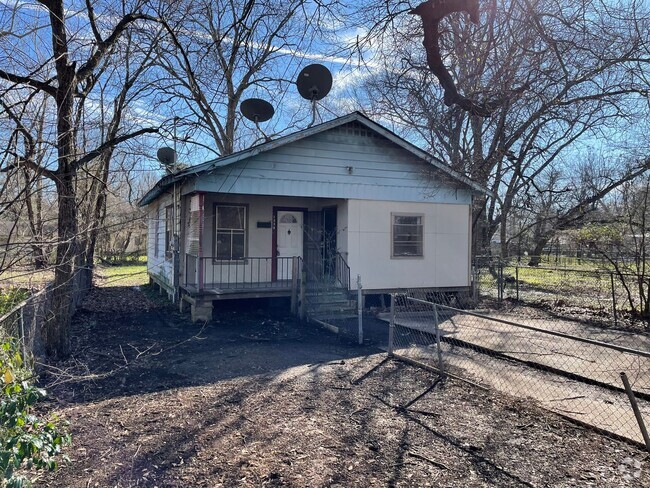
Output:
[2, 0, 648, 192]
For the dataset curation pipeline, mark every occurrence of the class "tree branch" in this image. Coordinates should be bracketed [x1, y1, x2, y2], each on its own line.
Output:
[71, 127, 160, 170]
[0, 69, 56, 97]
[76, 13, 162, 82]
[409, 0, 490, 117]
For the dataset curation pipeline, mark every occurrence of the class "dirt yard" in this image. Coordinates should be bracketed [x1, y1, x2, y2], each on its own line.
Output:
[35, 286, 649, 487]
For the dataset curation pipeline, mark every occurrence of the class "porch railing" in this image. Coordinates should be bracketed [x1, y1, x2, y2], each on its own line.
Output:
[184, 254, 298, 291]
[335, 253, 351, 291]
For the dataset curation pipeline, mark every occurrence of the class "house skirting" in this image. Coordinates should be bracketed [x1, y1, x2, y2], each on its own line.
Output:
[150, 274, 176, 302]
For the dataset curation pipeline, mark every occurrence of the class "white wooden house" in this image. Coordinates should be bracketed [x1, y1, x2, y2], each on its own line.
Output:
[139, 112, 486, 321]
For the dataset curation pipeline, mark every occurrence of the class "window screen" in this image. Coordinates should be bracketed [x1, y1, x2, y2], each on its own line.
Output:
[392, 215, 423, 257]
[215, 205, 247, 260]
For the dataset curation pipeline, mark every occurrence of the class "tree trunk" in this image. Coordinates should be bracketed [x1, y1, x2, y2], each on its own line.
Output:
[46, 172, 77, 358]
[45, 0, 78, 358]
[499, 217, 509, 259]
[23, 170, 47, 269]
[527, 238, 548, 266]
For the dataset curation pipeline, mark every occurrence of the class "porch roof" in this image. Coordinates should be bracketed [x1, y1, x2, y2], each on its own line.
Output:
[139, 112, 490, 207]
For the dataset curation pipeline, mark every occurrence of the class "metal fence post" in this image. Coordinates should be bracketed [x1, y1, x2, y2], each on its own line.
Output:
[497, 260, 503, 305]
[357, 274, 363, 345]
[388, 294, 395, 357]
[472, 266, 478, 303]
[433, 304, 444, 376]
[299, 270, 307, 321]
[515, 265, 519, 301]
[621, 372, 650, 453]
[610, 272, 618, 327]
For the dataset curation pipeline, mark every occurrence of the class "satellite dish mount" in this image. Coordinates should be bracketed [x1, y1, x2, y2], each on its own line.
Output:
[157, 147, 177, 174]
[296, 64, 333, 127]
[240, 98, 275, 142]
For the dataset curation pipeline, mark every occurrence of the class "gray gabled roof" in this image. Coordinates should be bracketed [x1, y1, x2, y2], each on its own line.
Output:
[138, 111, 488, 206]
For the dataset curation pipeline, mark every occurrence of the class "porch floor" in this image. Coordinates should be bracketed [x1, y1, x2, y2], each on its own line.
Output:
[181, 280, 293, 298]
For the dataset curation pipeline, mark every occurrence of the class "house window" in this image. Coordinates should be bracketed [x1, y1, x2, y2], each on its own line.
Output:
[165, 205, 173, 259]
[154, 210, 160, 258]
[215, 204, 247, 261]
[392, 214, 423, 258]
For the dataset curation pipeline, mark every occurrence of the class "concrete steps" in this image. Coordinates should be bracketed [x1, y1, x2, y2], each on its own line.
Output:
[305, 287, 357, 322]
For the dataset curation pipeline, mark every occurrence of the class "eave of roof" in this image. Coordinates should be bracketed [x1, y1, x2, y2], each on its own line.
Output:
[138, 111, 490, 207]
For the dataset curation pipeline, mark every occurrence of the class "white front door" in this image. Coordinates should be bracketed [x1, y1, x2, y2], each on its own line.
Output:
[276, 210, 303, 280]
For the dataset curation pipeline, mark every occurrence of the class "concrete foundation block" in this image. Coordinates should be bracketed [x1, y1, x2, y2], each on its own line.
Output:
[191, 299, 213, 322]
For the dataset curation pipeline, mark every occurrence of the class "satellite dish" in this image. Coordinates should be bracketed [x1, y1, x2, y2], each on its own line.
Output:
[157, 147, 177, 167]
[240, 98, 274, 143]
[296, 64, 333, 101]
[240, 98, 275, 123]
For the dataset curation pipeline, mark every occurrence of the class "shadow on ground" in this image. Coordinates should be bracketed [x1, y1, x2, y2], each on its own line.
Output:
[43, 285, 384, 404]
[37, 286, 650, 487]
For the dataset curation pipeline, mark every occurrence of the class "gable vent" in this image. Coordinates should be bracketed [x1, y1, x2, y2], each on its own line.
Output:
[329, 121, 383, 140]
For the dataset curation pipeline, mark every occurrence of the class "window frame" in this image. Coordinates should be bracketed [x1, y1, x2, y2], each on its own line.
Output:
[165, 205, 174, 260]
[213, 203, 249, 263]
[391, 212, 424, 259]
[153, 208, 160, 258]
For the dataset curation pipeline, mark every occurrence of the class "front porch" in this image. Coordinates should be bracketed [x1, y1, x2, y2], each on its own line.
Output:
[178, 192, 351, 321]
[180, 255, 301, 320]
[180, 252, 352, 322]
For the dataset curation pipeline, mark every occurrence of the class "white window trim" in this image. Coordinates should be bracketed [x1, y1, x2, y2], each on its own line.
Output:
[214, 204, 248, 262]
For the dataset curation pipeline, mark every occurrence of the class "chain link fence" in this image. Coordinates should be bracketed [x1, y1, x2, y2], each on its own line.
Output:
[388, 293, 650, 450]
[474, 257, 650, 329]
[0, 285, 53, 359]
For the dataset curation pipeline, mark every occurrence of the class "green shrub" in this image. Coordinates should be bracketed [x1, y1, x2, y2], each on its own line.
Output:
[0, 338, 70, 487]
[0, 291, 29, 317]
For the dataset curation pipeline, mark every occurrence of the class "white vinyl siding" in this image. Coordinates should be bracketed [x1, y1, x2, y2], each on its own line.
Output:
[165, 205, 173, 259]
[147, 194, 175, 289]
[154, 213, 160, 258]
[190, 122, 473, 205]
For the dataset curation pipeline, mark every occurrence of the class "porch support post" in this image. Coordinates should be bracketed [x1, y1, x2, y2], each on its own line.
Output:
[198, 192, 205, 292]
[291, 256, 300, 315]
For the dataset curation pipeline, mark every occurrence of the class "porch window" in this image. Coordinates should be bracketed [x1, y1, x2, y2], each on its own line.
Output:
[165, 205, 173, 259]
[215, 204, 247, 261]
[392, 214, 423, 258]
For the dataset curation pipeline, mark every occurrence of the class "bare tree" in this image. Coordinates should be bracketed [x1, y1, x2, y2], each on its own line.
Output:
[0, 0, 165, 357]
[579, 177, 650, 326]
[352, 0, 650, 257]
[0, 94, 53, 270]
[150, 0, 343, 157]
[409, 0, 489, 116]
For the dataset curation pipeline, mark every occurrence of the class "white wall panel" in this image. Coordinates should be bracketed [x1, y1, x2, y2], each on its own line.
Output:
[147, 193, 174, 287]
[347, 199, 470, 290]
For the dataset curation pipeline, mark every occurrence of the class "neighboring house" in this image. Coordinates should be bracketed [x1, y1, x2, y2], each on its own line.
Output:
[138, 112, 486, 322]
